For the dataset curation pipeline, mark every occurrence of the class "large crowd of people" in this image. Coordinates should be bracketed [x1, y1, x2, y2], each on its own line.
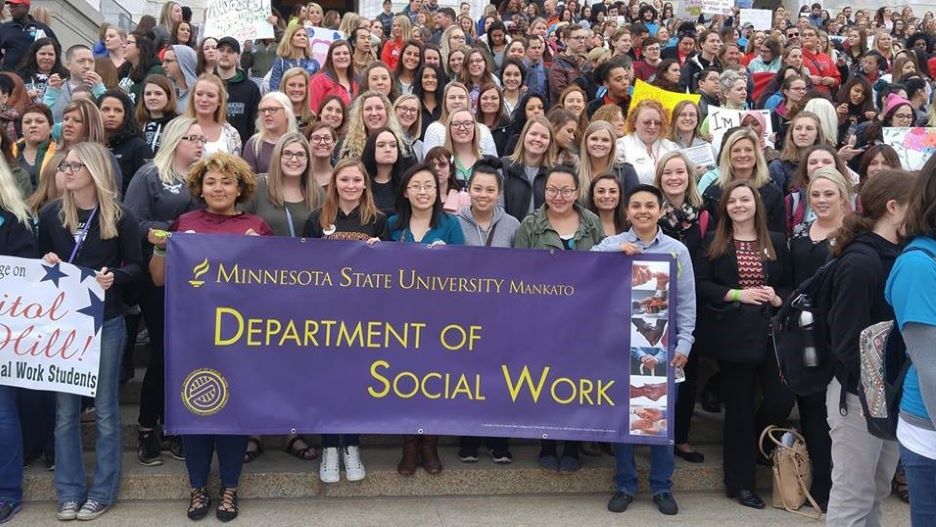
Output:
[0, 0, 935, 524]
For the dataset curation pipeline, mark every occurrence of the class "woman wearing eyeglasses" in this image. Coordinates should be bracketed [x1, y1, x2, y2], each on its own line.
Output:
[444, 109, 482, 185]
[307, 123, 337, 190]
[393, 94, 424, 161]
[124, 117, 204, 466]
[243, 92, 298, 174]
[618, 100, 678, 185]
[389, 162, 463, 476]
[514, 164, 603, 472]
[39, 142, 143, 521]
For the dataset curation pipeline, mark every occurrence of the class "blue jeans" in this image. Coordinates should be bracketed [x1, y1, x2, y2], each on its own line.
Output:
[900, 444, 936, 526]
[54, 317, 125, 505]
[183, 435, 248, 488]
[322, 434, 360, 448]
[613, 442, 675, 496]
[0, 386, 22, 506]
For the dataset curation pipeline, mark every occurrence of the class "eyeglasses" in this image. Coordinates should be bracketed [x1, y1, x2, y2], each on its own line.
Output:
[545, 187, 576, 198]
[58, 161, 86, 173]
[182, 135, 209, 145]
[407, 184, 437, 193]
[259, 107, 283, 115]
[309, 135, 334, 144]
[282, 151, 308, 160]
[450, 121, 474, 130]
[787, 32, 800, 37]
[397, 106, 419, 115]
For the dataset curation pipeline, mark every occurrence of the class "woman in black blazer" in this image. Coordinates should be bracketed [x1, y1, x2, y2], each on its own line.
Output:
[693, 180, 794, 510]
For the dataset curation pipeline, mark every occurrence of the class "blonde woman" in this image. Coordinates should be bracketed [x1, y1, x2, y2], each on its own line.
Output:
[39, 142, 142, 521]
[124, 117, 204, 466]
[184, 74, 241, 155]
[423, 82, 498, 156]
[337, 91, 409, 160]
[304, 2, 325, 27]
[244, 92, 298, 174]
[270, 24, 320, 91]
[279, 68, 314, 134]
[443, 109, 482, 183]
[0, 152, 35, 254]
[153, 1, 182, 50]
[393, 94, 423, 160]
[381, 15, 413, 70]
[578, 121, 640, 206]
[501, 115, 558, 221]
[700, 128, 786, 234]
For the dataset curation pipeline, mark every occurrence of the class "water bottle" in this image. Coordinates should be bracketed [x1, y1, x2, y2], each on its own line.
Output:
[798, 308, 820, 368]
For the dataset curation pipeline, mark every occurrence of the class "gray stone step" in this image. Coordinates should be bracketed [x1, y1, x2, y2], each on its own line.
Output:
[23, 443, 770, 502]
[81, 403, 732, 452]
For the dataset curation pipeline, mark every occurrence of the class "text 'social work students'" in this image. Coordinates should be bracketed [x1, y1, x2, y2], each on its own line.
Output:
[593, 184, 695, 516]
[693, 180, 792, 511]
[390, 163, 463, 476]
[123, 116, 203, 467]
[514, 165, 604, 472]
[825, 170, 917, 526]
[454, 158, 520, 463]
[302, 157, 389, 483]
[886, 157, 936, 526]
[38, 142, 143, 521]
[148, 152, 272, 522]
[0, 155, 38, 523]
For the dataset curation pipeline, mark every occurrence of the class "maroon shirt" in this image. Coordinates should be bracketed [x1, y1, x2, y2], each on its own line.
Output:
[170, 209, 274, 236]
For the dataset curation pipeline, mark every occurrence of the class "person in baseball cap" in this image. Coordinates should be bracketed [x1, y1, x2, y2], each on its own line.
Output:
[0, 0, 58, 71]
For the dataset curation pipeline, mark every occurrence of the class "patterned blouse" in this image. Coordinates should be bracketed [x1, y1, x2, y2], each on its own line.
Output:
[735, 239, 765, 288]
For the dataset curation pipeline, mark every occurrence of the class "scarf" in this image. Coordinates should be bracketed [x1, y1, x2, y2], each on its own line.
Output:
[660, 200, 699, 239]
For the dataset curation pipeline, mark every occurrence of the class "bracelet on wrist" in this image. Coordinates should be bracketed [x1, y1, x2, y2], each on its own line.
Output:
[731, 289, 741, 302]
[153, 247, 166, 256]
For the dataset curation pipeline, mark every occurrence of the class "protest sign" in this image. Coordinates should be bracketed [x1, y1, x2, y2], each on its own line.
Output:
[678, 0, 704, 19]
[631, 80, 700, 115]
[684, 144, 717, 168]
[701, 0, 732, 16]
[0, 256, 104, 397]
[707, 106, 773, 152]
[303, 26, 344, 69]
[164, 234, 677, 444]
[202, 0, 274, 42]
[883, 127, 936, 170]
[740, 9, 772, 30]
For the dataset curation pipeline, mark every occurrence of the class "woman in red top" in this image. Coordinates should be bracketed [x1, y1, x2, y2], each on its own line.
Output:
[308, 40, 358, 115]
[380, 15, 412, 70]
[148, 151, 271, 522]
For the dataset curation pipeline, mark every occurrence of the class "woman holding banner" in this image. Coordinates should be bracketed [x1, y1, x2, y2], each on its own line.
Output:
[0, 155, 37, 523]
[149, 152, 271, 522]
[124, 117, 204, 468]
[38, 142, 143, 521]
[389, 163, 463, 476]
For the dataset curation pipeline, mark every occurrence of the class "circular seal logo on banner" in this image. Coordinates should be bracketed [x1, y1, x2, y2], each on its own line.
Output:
[181, 369, 229, 416]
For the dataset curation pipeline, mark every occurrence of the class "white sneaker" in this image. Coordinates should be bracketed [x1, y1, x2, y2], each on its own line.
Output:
[320, 447, 340, 483]
[342, 446, 366, 482]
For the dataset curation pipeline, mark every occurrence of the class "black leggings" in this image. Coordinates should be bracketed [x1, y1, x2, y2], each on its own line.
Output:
[137, 278, 166, 429]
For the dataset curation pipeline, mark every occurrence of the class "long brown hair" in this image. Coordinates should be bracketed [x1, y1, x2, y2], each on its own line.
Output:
[706, 180, 776, 261]
[898, 157, 936, 239]
[319, 157, 378, 229]
[830, 169, 916, 256]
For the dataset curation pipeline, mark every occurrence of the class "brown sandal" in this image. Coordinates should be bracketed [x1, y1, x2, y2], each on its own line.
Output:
[284, 435, 317, 460]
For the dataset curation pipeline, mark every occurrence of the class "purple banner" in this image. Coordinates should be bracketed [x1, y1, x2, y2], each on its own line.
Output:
[164, 234, 676, 444]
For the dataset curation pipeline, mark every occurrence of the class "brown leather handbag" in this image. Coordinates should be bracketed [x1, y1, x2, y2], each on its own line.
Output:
[758, 425, 822, 520]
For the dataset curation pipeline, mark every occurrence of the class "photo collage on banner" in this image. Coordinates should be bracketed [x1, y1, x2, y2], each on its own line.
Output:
[628, 260, 670, 438]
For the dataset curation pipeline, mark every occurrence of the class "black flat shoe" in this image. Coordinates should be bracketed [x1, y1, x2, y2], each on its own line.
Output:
[607, 491, 634, 513]
[701, 390, 721, 413]
[726, 489, 765, 509]
[674, 447, 705, 463]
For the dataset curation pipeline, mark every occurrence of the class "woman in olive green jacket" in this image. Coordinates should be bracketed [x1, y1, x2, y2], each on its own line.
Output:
[514, 165, 605, 252]
[512, 164, 604, 471]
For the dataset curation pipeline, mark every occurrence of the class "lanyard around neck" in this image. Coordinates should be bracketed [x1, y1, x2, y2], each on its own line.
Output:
[69, 206, 98, 264]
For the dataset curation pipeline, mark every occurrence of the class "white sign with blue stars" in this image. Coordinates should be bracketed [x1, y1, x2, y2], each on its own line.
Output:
[0, 255, 104, 396]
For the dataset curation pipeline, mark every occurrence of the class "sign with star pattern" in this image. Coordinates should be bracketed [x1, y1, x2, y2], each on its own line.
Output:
[0, 255, 104, 396]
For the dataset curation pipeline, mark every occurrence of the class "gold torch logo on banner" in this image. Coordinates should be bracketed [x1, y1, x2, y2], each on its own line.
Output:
[189, 258, 210, 288]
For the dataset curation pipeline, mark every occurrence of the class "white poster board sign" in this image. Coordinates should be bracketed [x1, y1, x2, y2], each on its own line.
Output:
[202, 0, 274, 42]
[708, 107, 774, 154]
[740, 9, 772, 30]
[0, 256, 104, 396]
[701, 0, 733, 16]
[303, 26, 344, 69]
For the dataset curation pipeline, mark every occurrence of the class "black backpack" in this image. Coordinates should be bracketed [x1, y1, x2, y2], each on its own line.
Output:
[772, 257, 839, 396]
